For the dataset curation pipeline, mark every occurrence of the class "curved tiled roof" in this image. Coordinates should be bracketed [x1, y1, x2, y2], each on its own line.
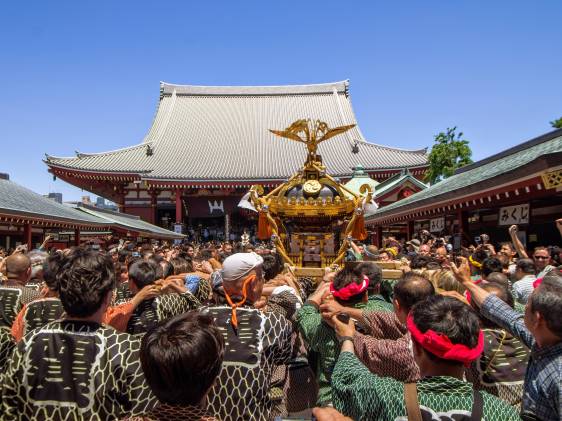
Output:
[0, 178, 107, 226]
[46, 80, 427, 181]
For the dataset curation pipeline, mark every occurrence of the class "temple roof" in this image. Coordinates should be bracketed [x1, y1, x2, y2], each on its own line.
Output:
[0, 178, 107, 227]
[0, 178, 183, 238]
[45, 80, 427, 182]
[374, 169, 428, 198]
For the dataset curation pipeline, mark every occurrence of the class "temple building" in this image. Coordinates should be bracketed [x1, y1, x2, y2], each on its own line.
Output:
[45, 80, 428, 239]
[367, 128, 562, 248]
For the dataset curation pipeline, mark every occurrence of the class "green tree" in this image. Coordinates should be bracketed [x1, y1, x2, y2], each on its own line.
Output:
[425, 127, 473, 184]
[550, 117, 562, 129]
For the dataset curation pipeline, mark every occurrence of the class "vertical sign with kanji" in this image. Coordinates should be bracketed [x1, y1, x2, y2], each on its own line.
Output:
[498, 204, 530, 226]
[430, 217, 445, 233]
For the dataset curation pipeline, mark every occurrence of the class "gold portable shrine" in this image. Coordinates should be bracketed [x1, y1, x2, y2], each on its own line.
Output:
[243, 119, 376, 268]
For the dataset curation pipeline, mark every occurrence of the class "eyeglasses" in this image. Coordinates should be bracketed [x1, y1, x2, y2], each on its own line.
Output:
[533, 256, 549, 260]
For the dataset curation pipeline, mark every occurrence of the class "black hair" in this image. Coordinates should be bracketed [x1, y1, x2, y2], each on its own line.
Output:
[43, 252, 65, 291]
[169, 257, 193, 275]
[128, 260, 157, 289]
[486, 272, 509, 287]
[141, 311, 225, 406]
[482, 257, 503, 278]
[529, 271, 562, 338]
[56, 248, 115, 318]
[516, 258, 535, 275]
[393, 272, 435, 311]
[198, 249, 214, 261]
[412, 295, 480, 365]
[410, 255, 432, 270]
[332, 267, 366, 305]
[354, 262, 382, 296]
[262, 253, 284, 281]
[482, 282, 514, 308]
[161, 260, 174, 278]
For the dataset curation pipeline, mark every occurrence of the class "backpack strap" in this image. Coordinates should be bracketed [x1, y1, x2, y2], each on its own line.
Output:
[470, 389, 484, 421]
[404, 383, 423, 421]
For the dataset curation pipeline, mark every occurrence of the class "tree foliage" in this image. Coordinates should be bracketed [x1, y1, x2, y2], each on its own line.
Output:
[550, 117, 562, 129]
[425, 127, 473, 184]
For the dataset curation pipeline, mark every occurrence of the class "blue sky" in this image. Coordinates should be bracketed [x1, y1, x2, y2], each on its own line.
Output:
[1, 1, 561, 201]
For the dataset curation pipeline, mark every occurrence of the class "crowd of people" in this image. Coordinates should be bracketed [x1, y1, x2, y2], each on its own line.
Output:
[0, 220, 560, 420]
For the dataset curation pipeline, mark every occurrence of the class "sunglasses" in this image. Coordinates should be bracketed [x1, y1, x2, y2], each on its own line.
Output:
[533, 256, 549, 260]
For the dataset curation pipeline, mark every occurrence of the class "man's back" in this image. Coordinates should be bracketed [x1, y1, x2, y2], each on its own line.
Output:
[297, 299, 389, 405]
[204, 305, 292, 421]
[126, 293, 201, 335]
[0, 320, 157, 420]
[333, 351, 520, 421]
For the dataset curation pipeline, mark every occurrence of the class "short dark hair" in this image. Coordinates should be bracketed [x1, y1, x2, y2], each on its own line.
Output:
[198, 249, 214, 261]
[529, 272, 562, 338]
[412, 295, 480, 365]
[43, 252, 65, 291]
[486, 272, 509, 286]
[169, 257, 193, 275]
[128, 260, 157, 289]
[516, 258, 535, 275]
[160, 260, 174, 278]
[355, 262, 382, 293]
[262, 253, 283, 281]
[410, 255, 432, 270]
[332, 267, 366, 305]
[57, 248, 115, 318]
[482, 282, 514, 308]
[482, 258, 503, 278]
[393, 272, 435, 311]
[141, 311, 224, 405]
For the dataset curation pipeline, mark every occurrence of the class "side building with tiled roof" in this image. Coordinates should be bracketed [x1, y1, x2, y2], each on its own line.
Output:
[45, 80, 428, 239]
[366, 128, 562, 248]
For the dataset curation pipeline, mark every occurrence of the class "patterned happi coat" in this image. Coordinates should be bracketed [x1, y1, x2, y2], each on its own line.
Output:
[466, 327, 529, 408]
[332, 351, 520, 421]
[296, 297, 392, 406]
[0, 287, 24, 328]
[126, 292, 202, 335]
[0, 320, 157, 420]
[19, 297, 65, 337]
[204, 304, 293, 421]
[125, 403, 218, 421]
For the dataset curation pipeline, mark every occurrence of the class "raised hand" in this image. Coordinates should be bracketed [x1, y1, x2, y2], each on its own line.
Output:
[451, 256, 472, 286]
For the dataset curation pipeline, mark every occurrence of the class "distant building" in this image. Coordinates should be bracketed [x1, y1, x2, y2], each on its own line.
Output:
[95, 196, 118, 211]
[44, 192, 63, 204]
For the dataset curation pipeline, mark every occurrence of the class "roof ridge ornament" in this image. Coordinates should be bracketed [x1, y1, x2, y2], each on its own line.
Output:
[269, 119, 356, 166]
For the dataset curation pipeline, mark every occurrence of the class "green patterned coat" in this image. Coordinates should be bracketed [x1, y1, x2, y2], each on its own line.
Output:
[332, 351, 520, 421]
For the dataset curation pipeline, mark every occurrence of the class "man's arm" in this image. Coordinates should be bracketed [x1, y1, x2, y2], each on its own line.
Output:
[353, 332, 419, 382]
[452, 257, 535, 348]
[330, 315, 401, 421]
[508, 225, 529, 258]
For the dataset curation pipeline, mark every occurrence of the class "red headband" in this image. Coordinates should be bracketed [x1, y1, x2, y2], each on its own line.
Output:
[407, 314, 483, 366]
[330, 275, 369, 301]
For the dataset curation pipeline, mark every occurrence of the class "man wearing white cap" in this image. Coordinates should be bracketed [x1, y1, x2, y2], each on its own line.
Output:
[204, 253, 293, 421]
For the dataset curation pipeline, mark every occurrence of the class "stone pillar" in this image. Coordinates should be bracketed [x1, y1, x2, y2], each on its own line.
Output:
[224, 213, 230, 241]
[23, 223, 32, 250]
